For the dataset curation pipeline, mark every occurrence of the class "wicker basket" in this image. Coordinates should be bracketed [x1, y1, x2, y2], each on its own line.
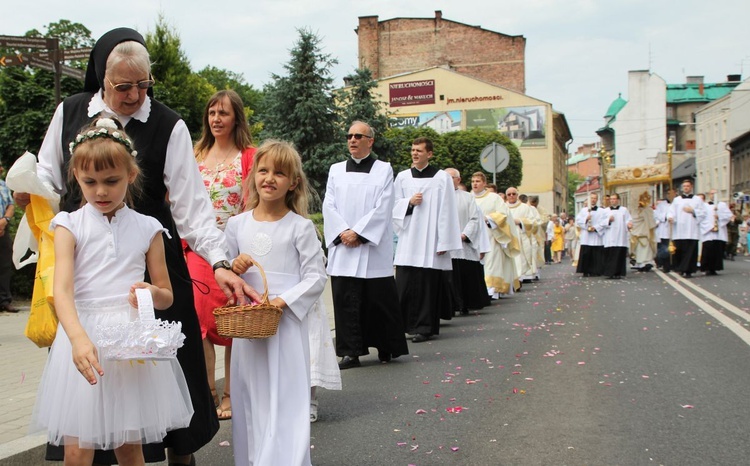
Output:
[213, 260, 282, 339]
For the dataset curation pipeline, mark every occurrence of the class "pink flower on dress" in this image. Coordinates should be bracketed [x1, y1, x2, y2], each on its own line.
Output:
[213, 199, 224, 210]
[222, 174, 237, 188]
[226, 192, 241, 206]
[203, 179, 211, 188]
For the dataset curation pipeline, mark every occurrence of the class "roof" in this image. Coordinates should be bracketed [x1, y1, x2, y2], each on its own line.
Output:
[672, 157, 695, 180]
[605, 93, 627, 119]
[574, 176, 601, 195]
[566, 153, 598, 165]
[666, 82, 739, 103]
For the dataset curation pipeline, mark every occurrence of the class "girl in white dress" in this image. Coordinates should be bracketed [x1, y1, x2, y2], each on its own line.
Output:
[226, 140, 327, 466]
[30, 118, 193, 465]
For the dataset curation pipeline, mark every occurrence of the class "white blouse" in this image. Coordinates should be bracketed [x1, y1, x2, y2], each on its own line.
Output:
[36, 91, 229, 265]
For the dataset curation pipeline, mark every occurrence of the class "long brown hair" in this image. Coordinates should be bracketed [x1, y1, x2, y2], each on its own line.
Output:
[194, 90, 253, 161]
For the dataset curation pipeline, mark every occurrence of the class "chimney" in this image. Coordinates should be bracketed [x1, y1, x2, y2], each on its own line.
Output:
[435, 10, 442, 20]
[728, 74, 742, 82]
[699, 83, 704, 95]
[686, 76, 704, 84]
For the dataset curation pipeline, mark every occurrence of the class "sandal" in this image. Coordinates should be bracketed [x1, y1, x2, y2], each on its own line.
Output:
[211, 388, 220, 409]
[217, 393, 231, 421]
[310, 399, 319, 423]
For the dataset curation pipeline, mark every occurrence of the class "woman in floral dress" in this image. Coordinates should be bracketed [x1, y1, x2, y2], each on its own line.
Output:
[187, 90, 255, 420]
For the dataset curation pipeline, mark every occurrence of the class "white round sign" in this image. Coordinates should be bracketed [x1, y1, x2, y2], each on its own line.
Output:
[479, 143, 510, 173]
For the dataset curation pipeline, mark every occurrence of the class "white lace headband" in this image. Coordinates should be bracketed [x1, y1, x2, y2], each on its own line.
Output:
[68, 118, 138, 157]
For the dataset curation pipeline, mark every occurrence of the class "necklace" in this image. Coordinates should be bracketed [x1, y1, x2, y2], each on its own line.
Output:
[211, 145, 237, 173]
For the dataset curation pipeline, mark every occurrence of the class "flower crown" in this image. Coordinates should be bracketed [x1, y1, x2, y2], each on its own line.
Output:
[68, 118, 138, 157]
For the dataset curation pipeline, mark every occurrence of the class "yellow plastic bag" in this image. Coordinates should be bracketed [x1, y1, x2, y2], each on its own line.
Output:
[24, 194, 58, 348]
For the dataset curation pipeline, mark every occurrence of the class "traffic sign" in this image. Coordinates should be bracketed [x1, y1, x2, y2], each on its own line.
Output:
[480, 142, 510, 173]
[62, 48, 92, 61]
[0, 54, 24, 67]
[0, 51, 85, 80]
[0, 35, 55, 49]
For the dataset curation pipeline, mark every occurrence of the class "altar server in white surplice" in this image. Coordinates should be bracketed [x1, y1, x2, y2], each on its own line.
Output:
[393, 137, 461, 343]
[601, 193, 633, 279]
[576, 192, 606, 277]
[323, 121, 408, 370]
[668, 179, 706, 278]
[445, 168, 491, 315]
[699, 190, 733, 276]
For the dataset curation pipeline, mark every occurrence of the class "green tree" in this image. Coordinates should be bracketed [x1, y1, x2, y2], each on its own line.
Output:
[146, 16, 214, 138]
[260, 28, 342, 204]
[382, 126, 446, 175]
[567, 171, 586, 214]
[26, 20, 95, 50]
[336, 68, 393, 160]
[0, 21, 93, 169]
[441, 129, 522, 191]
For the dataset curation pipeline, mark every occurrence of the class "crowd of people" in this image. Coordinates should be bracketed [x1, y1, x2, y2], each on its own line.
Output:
[575, 178, 743, 280]
[14, 25, 749, 466]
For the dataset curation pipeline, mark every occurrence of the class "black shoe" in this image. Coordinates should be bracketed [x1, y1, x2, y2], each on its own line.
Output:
[642, 264, 653, 272]
[706, 271, 718, 276]
[378, 350, 392, 363]
[338, 356, 361, 370]
[412, 334, 430, 343]
[684, 273, 692, 278]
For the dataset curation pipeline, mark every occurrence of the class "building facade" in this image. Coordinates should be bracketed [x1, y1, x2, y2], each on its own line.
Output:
[365, 66, 571, 213]
[356, 11, 526, 94]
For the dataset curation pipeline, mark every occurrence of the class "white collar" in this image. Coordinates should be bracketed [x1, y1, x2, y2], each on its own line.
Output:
[87, 90, 151, 124]
[350, 154, 370, 164]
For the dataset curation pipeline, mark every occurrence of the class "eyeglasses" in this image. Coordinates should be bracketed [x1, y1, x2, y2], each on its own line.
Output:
[346, 133, 372, 140]
[106, 77, 155, 93]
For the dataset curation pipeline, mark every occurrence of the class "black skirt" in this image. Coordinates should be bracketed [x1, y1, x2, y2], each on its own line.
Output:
[576, 245, 603, 276]
[700, 240, 725, 272]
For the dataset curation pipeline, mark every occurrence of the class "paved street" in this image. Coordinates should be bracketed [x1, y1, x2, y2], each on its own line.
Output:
[4, 257, 750, 465]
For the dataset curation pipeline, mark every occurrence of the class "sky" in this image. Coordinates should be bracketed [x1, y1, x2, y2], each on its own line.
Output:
[3, 0, 749, 153]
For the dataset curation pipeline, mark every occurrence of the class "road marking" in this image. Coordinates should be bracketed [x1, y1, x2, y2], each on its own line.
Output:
[666, 272, 750, 323]
[656, 270, 750, 346]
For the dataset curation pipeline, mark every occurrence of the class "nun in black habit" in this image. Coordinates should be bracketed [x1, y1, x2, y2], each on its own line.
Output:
[19, 27, 258, 465]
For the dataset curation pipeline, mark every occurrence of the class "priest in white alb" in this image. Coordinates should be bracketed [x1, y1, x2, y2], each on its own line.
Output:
[505, 188, 540, 282]
[393, 137, 462, 343]
[629, 191, 657, 272]
[471, 172, 520, 298]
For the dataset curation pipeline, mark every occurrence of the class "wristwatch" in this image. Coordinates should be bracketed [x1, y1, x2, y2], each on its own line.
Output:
[212, 260, 232, 272]
[2, 217, 10, 224]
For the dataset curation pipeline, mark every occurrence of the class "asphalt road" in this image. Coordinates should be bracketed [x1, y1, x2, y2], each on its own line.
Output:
[23, 256, 750, 465]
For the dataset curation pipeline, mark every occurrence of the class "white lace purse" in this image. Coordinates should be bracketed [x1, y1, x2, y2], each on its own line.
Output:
[97, 289, 186, 361]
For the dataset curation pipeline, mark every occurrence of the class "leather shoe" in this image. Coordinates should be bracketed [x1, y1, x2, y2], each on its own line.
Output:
[0, 304, 19, 313]
[412, 334, 430, 343]
[378, 350, 391, 363]
[338, 356, 360, 370]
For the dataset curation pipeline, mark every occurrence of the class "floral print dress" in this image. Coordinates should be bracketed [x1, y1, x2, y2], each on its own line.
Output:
[199, 152, 243, 231]
[190, 151, 243, 345]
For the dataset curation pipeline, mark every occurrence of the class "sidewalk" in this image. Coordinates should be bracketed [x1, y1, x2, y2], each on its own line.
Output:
[0, 281, 336, 464]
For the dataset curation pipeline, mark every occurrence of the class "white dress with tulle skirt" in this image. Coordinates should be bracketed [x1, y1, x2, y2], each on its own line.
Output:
[30, 204, 193, 450]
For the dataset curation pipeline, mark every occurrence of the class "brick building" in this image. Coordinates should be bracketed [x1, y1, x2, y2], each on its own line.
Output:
[356, 11, 526, 94]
